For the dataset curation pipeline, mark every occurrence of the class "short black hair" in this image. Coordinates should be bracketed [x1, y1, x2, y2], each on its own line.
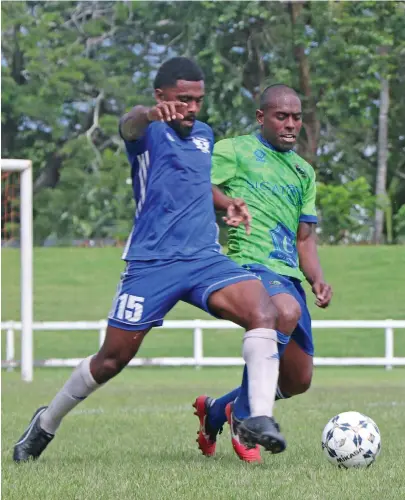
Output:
[154, 57, 204, 89]
[259, 84, 299, 109]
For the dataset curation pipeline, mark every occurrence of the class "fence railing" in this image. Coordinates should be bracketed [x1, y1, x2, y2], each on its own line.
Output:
[2, 320, 405, 377]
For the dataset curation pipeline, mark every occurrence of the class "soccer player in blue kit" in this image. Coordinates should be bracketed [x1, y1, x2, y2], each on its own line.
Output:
[13, 58, 290, 463]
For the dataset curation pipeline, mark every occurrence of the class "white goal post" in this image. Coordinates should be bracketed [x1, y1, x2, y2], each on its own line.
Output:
[1, 159, 33, 382]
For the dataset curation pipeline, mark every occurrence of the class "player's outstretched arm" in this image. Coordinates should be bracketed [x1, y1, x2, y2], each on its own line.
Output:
[212, 186, 251, 235]
[297, 222, 332, 308]
[119, 102, 188, 141]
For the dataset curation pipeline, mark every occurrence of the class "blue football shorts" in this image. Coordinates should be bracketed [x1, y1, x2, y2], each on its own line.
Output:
[108, 252, 257, 331]
[243, 263, 314, 356]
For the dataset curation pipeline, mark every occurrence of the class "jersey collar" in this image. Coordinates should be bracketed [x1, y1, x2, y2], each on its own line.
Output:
[255, 133, 293, 154]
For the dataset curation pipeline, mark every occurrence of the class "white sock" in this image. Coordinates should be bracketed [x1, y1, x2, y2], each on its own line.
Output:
[40, 355, 100, 434]
[243, 328, 279, 417]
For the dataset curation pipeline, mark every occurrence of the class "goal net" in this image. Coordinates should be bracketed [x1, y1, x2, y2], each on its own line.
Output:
[1, 170, 21, 244]
[1, 159, 33, 381]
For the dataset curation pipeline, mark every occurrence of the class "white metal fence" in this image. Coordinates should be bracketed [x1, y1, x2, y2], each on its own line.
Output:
[2, 320, 405, 378]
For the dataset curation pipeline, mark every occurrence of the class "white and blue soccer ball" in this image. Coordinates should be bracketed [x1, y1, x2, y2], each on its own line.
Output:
[321, 411, 381, 468]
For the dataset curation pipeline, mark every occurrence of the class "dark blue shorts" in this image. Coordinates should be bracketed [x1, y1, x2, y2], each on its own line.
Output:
[243, 264, 314, 356]
[108, 253, 257, 331]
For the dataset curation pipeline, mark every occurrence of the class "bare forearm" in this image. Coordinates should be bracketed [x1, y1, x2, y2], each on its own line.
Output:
[119, 105, 151, 141]
[212, 186, 252, 234]
[297, 223, 324, 285]
[297, 222, 332, 307]
[298, 238, 324, 285]
[212, 185, 233, 211]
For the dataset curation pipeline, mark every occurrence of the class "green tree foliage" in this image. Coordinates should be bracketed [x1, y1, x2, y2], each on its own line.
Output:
[317, 178, 375, 244]
[393, 205, 405, 243]
[1, 1, 404, 244]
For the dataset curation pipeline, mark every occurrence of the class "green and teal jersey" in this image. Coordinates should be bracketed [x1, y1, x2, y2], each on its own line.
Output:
[212, 134, 317, 281]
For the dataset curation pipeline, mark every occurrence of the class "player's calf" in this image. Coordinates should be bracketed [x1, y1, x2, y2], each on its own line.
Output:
[278, 339, 313, 397]
[281, 377, 311, 397]
[91, 326, 149, 384]
[277, 370, 312, 399]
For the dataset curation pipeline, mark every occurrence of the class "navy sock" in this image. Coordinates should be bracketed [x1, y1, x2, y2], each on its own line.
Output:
[207, 387, 240, 430]
[275, 387, 292, 401]
[233, 365, 251, 420]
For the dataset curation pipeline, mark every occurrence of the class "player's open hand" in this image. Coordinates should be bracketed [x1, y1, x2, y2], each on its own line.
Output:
[223, 198, 252, 235]
[312, 281, 333, 308]
[147, 101, 189, 122]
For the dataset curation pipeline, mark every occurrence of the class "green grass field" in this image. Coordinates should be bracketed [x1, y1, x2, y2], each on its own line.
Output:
[2, 247, 405, 499]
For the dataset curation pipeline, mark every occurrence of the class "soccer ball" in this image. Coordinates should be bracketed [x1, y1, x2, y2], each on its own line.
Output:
[321, 411, 381, 468]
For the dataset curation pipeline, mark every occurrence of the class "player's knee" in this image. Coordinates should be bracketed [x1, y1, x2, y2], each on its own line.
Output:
[248, 301, 279, 330]
[276, 300, 301, 333]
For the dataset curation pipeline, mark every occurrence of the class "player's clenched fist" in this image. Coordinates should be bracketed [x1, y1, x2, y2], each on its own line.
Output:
[147, 101, 189, 123]
[312, 281, 333, 308]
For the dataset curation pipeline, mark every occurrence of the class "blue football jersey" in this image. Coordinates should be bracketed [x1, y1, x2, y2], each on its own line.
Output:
[121, 120, 221, 260]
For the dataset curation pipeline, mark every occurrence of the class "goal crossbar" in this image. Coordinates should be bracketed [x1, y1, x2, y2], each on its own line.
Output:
[1, 158, 33, 382]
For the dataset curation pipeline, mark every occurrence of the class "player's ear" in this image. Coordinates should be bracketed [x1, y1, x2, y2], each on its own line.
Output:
[256, 109, 264, 126]
[154, 88, 165, 103]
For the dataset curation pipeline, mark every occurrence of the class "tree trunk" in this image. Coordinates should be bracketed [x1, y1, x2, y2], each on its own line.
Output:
[33, 153, 63, 194]
[373, 76, 390, 244]
[2, 24, 26, 157]
[289, 1, 320, 164]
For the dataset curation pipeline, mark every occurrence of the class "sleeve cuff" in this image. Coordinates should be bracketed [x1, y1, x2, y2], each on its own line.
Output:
[299, 214, 318, 223]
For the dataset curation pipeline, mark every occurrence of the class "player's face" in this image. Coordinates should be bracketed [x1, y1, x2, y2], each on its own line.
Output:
[155, 80, 205, 137]
[256, 94, 302, 152]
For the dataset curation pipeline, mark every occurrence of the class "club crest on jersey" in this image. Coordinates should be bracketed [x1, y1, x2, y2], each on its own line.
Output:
[295, 164, 308, 178]
[192, 137, 210, 154]
[269, 280, 282, 286]
[254, 149, 266, 162]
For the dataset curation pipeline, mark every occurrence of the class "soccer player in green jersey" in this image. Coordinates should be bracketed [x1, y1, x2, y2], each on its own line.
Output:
[193, 84, 332, 462]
